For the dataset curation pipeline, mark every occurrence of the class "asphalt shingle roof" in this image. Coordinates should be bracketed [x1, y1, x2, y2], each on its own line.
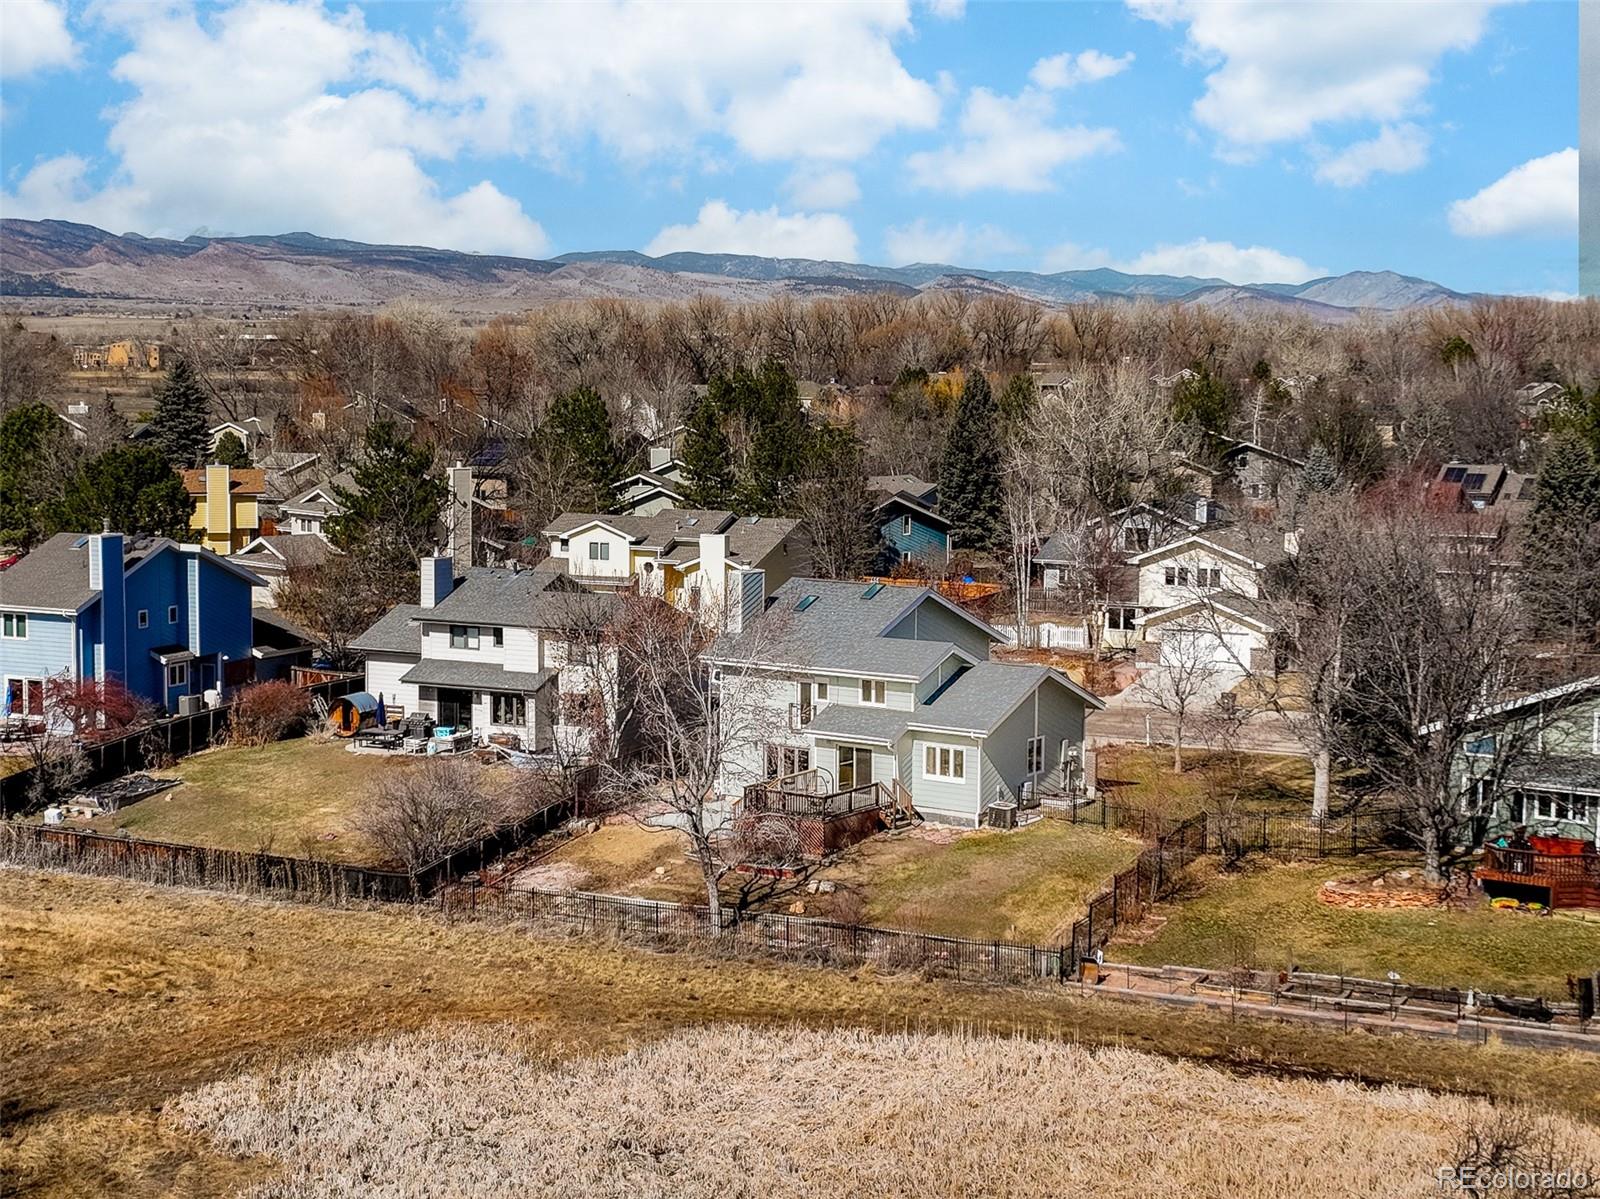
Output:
[1504, 755, 1600, 794]
[0, 533, 266, 612]
[399, 660, 556, 693]
[422, 569, 617, 628]
[908, 663, 1056, 736]
[543, 509, 801, 568]
[803, 705, 912, 745]
[349, 603, 423, 655]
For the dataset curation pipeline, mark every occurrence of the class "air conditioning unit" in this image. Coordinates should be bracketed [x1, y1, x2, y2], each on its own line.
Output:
[177, 694, 203, 716]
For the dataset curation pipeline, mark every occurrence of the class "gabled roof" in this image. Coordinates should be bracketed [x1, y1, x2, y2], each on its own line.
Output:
[1127, 527, 1288, 570]
[420, 568, 618, 629]
[1420, 675, 1600, 736]
[233, 533, 334, 571]
[867, 475, 937, 503]
[874, 491, 951, 529]
[1137, 590, 1277, 634]
[350, 603, 423, 655]
[0, 533, 264, 614]
[283, 473, 355, 512]
[181, 467, 267, 497]
[908, 663, 1104, 736]
[709, 577, 999, 679]
[545, 508, 802, 568]
[1212, 435, 1306, 469]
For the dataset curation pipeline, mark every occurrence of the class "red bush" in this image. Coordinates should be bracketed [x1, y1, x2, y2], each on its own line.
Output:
[230, 681, 312, 747]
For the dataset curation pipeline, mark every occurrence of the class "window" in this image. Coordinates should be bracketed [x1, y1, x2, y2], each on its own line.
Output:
[1507, 790, 1525, 824]
[1124, 527, 1150, 552]
[922, 744, 966, 781]
[794, 594, 819, 612]
[492, 627, 504, 647]
[559, 537, 570, 552]
[168, 605, 179, 624]
[815, 682, 829, 701]
[860, 678, 887, 705]
[6, 678, 44, 715]
[1107, 607, 1137, 631]
[588, 540, 610, 561]
[1463, 472, 1487, 492]
[1247, 482, 1266, 499]
[449, 625, 480, 650]
[764, 745, 810, 777]
[1464, 734, 1497, 758]
[1196, 567, 1222, 588]
[2, 613, 27, 639]
[902, 515, 913, 535]
[491, 693, 527, 725]
[166, 662, 188, 688]
[137, 609, 149, 629]
[1026, 736, 1043, 774]
[862, 582, 885, 600]
[1164, 566, 1191, 587]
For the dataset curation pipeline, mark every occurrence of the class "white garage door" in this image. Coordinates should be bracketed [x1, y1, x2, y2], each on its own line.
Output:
[1159, 629, 1250, 672]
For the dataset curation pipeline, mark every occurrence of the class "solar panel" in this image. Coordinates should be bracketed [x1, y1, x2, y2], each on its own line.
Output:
[1463, 472, 1487, 491]
[1442, 466, 1466, 483]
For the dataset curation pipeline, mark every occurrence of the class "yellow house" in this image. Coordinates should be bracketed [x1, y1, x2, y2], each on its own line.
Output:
[181, 465, 265, 555]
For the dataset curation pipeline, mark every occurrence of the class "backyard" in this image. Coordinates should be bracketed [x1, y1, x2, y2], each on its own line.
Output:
[515, 817, 1144, 943]
[71, 738, 415, 865]
[1094, 745, 1326, 820]
[1113, 854, 1600, 998]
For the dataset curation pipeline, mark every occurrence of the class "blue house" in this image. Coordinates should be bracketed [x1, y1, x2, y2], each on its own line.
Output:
[869, 476, 952, 572]
[0, 531, 266, 721]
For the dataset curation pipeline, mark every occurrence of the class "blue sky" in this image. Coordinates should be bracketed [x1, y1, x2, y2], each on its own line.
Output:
[0, 0, 1580, 295]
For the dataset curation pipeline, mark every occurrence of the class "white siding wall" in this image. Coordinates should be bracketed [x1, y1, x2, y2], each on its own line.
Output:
[419, 620, 509, 664]
[1138, 548, 1260, 608]
[566, 528, 632, 580]
[503, 626, 541, 672]
[364, 653, 418, 713]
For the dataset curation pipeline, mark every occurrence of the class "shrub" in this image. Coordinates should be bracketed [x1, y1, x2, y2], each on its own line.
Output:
[229, 681, 312, 747]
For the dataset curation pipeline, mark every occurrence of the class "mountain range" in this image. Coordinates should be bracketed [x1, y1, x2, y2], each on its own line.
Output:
[0, 219, 1476, 317]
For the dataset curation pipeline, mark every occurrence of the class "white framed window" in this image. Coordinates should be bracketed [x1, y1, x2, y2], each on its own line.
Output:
[1592, 712, 1600, 755]
[5, 678, 44, 715]
[815, 681, 829, 701]
[449, 625, 480, 650]
[922, 743, 966, 781]
[1164, 566, 1192, 587]
[859, 678, 887, 705]
[1107, 606, 1137, 631]
[491, 693, 527, 725]
[1196, 567, 1222, 588]
[588, 541, 610, 561]
[902, 515, 913, 535]
[137, 609, 149, 629]
[2, 613, 28, 639]
[1026, 736, 1043, 774]
[168, 605, 179, 624]
[166, 662, 188, 688]
[1464, 734, 1496, 758]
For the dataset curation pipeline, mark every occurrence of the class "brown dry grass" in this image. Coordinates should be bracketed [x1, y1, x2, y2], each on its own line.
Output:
[5, 867, 1600, 1198]
[166, 1025, 1600, 1199]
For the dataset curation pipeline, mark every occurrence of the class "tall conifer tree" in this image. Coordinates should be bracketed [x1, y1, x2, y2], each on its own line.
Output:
[938, 369, 1005, 554]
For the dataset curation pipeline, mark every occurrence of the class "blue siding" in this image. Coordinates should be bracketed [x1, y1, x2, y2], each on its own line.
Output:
[125, 548, 192, 704]
[0, 612, 77, 714]
[198, 560, 255, 663]
[877, 501, 950, 569]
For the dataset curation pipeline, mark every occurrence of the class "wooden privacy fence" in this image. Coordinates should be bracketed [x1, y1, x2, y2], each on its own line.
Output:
[443, 883, 1067, 985]
[0, 674, 366, 816]
[0, 779, 588, 903]
[1068, 814, 1207, 976]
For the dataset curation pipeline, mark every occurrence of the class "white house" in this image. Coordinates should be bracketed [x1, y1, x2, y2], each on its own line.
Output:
[706, 578, 1105, 826]
[350, 556, 618, 755]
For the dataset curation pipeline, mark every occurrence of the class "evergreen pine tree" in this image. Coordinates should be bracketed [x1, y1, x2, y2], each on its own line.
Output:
[997, 373, 1037, 431]
[546, 385, 622, 510]
[1521, 432, 1600, 645]
[327, 421, 446, 607]
[1298, 443, 1341, 499]
[740, 360, 808, 515]
[149, 357, 211, 470]
[1170, 363, 1238, 464]
[50, 446, 193, 541]
[0, 403, 72, 547]
[212, 430, 251, 468]
[681, 393, 735, 508]
[938, 369, 1006, 554]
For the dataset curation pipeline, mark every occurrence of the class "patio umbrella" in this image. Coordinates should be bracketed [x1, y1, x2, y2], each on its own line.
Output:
[375, 696, 387, 727]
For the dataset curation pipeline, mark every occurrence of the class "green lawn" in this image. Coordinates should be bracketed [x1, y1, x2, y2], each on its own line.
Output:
[1096, 746, 1328, 820]
[1115, 855, 1600, 998]
[76, 739, 392, 864]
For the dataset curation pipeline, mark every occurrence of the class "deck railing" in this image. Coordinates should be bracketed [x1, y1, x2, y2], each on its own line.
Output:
[1481, 845, 1600, 885]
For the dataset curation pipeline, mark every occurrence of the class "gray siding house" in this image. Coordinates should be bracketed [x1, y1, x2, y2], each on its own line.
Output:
[707, 578, 1105, 827]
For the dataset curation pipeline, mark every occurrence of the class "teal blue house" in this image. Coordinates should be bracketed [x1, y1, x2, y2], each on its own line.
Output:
[869, 476, 952, 572]
[0, 532, 266, 721]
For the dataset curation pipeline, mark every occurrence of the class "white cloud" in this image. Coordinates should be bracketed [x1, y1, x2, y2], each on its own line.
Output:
[1129, 0, 1502, 160]
[460, 1, 940, 163]
[1045, 237, 1323, 283]
[906, 86, 1119, 193]
[0, 0, 76, 78]
[1448, 148, 1578, 238]
[920, 0, 967, 17]
[883, 219, 1024, 266]
[1313, 123, 1430, 187]
[646, 200, 859, 261]
[1029, 49, 1133, 90]
[783, 165, 861, 209]
[0, 2, 547, 256]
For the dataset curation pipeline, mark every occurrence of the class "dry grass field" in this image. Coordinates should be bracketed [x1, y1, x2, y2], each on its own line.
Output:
[5, 867, 1600, 1198]
[1094, 745, 1326, 819]
[166, 1025, 1600, 1199]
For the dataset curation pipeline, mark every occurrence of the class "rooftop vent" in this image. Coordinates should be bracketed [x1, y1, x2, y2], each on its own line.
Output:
[794, 594, 819, 612]
[862, 582, 885, 599]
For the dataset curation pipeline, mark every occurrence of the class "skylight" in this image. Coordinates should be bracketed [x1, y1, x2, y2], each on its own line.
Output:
[794, 594, 819, 612]
[862, 582, 885, 599]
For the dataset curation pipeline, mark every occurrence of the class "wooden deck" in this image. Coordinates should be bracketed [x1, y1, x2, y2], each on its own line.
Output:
[1477, 845, 1600, 909]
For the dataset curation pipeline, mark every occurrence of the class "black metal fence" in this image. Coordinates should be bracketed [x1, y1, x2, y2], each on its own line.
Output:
[1067, 814, 1208, 975]
[1049, 797, 1406, 861]
[0, 675, 364, 816]
[443, 883, 1067, 984]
